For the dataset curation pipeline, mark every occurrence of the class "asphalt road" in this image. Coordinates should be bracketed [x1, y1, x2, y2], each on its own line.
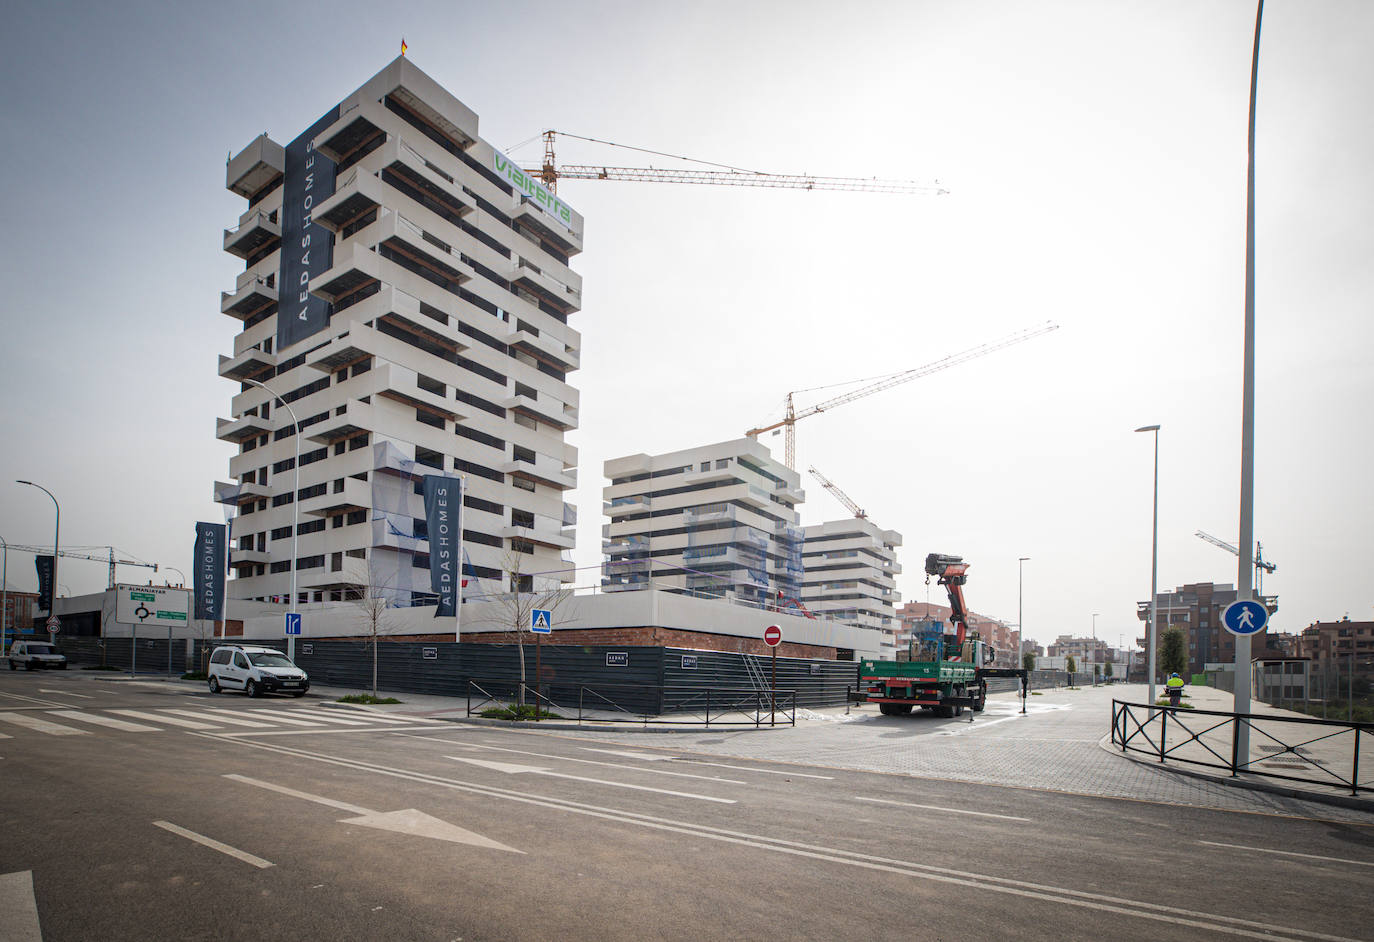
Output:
[2, 671, 1371, 942]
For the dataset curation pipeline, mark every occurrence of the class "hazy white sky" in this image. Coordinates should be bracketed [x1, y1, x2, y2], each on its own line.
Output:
[1, 0, 1369, 647]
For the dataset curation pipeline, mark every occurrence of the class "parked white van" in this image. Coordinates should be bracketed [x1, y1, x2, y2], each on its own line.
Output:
[207, 645, 309, 698]
[8, 640, 68, 671]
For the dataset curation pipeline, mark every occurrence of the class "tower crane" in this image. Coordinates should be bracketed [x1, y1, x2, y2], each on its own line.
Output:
[528, 130, 948, 195]
[1195, 530, 1276, 595]
[6, 545, 158, 590]
[808, 466, 866, 519]
[745, 321, 1059, 469]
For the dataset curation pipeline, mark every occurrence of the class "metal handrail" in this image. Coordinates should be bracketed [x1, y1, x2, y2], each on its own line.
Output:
[1111, 698, 1370, 796]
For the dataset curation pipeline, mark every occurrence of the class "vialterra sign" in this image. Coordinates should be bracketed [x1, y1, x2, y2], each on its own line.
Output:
[492, 151, 575, 232]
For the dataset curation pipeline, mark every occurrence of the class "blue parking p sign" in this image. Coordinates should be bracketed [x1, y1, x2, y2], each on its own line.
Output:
[285, 612, 302, 636]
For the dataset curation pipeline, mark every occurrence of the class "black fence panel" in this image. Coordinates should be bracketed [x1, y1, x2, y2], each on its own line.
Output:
[60, 636, 187, 674]
[661, 649, 857, 710]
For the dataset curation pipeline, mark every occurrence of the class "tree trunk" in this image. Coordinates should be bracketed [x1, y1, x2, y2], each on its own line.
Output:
[516, 637, 526, 707]
[372, 637, 379, 698]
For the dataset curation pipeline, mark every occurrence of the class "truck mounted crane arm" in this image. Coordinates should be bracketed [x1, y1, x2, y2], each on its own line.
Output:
[925, 552, 972, 646]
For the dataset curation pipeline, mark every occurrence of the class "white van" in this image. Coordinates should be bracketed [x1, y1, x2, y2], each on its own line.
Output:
[8, 640, 68, 671]
[207, 645, 309, 698]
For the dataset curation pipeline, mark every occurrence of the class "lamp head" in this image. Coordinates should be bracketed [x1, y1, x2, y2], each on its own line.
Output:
[1134, 425, 1160, 433]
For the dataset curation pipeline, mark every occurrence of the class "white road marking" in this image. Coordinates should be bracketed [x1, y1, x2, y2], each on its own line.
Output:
[279, 710, 370, 726]
[224, 775, 520, 852]
[216, 725, 451, 737]
[0, 691, 76, 708]
[47, 710, 160, 732]
[0, 712, 89, 736]
[39, 688, 92, 698]
[112, 710, 218, 730]
[1197, 840, 1374, 868]
[939, 713, 1028, 735]
[669, 758, 833, 780]
[152, 821, 273, 869]
[0, 732, 11, 739]
[454, 742, 748, 783]
[165, 709, 275, 728]
[0, 871, 43, 941]
[448, 756, 737, 804]
[582, 748, 679, 761]
[224, 774, 371, 814]
[230, 713, 329, 727]
[854, 796, 1031, 822]
[204, 735, 1363, 942]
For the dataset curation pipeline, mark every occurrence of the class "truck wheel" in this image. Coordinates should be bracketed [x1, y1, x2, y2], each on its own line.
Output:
[879, 703, 898, 716]
[937, 704, 954, 718]
[895, 704, 913, 715]
[972, 682, 987, 713]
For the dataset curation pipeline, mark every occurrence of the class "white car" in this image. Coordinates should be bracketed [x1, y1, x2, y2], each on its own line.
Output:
[207, 645, 309, 698]
[8, 640, 68, 671]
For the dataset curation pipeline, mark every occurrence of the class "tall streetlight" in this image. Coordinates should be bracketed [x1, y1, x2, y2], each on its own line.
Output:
[1135, 425, 1160, 706]
[165, 567, 186, 587]
[238, 378, 301, 661]
[17, 481, 59, 626]
[1092, 612, 1100, 683]
[1018, 557, 1029, 667]
[0, 533, 8, 654]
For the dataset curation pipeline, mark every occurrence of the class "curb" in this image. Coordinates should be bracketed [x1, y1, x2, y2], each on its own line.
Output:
[1097, 735, 1373, 814]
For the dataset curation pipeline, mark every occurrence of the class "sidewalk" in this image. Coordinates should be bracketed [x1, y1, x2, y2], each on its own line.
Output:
[1109, 684, 1371, 809]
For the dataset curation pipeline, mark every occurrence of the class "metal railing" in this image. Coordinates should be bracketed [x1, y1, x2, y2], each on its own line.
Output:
[1111, 698, 1370, 796]
[466, 680, 797, 727]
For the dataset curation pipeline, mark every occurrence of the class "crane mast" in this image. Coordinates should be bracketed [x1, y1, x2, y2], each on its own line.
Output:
[1195, 530, 1276, 594]
[746, 321, 1059, 469]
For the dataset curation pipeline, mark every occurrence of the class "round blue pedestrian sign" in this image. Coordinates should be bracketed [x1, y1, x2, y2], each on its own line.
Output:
[1222, 599, 1268, 636]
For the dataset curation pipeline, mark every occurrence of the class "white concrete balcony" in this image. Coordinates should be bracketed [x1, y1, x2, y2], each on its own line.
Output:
[376, 212, 475, 292]
[313, 167, 385, 234]
[223, 210, 281, 260]
[502, 524, 575, 550]
[311, 241, 383, 306]
[226, 134, 284, 199]
[503, 392, 577, 431]
[372, 517, 426, 554]
[303, 326, 374, 374]
[229, 549, 271, 566]
[213, 481, 272, 506]
[380, 138, 476, 222]
[507, 325, 580, 373]
[376, 363, 460, 420]
[503, 453, 576, 491]
[216, 414, 273, 443]
[300, 477, 370, 518]
[511, 199, 583, 255]
[510, 258, 581, 310]
[605, 495, 650, 518]
[304, 402, 373, 445]
[220, 275, 277, 320]
[314, 103, 384, 165]
[218, 346, 277, 382]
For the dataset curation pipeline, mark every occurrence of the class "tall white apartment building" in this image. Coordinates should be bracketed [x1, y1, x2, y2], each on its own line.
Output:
[216, 57, 582, 609]
[602, 439, 805, 608]
[800, 519, 902, 639]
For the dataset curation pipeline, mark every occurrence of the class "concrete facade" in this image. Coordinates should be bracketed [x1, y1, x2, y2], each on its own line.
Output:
[601, 439, 806, 608]
[216, 57, 582, 611]
[800, 517, 901, 646]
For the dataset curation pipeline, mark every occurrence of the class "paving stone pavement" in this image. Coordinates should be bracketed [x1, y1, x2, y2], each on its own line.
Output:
[533, 682, 1374, 825]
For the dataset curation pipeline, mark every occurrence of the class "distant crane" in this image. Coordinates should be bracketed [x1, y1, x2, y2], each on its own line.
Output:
[746, 322, 1060, 469]
[5, 545, 158, 590]
[808, 466, 866, 519]
[1195, 531, 1276, 595]
[528, 130, 948, 196]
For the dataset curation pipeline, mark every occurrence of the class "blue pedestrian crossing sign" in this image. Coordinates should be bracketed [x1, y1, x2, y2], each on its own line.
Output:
[531, 609, 552, 634]
[285, 612, 302, 636]
[1222, 599, 1268, 636]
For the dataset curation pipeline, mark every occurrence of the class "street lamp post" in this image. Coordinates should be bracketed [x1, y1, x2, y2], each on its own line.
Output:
[1092, 612, 1100, 684]
[1018, 557, 1029, 669]
[17, 481, 60, 627]
[239, 378, 301, 661]
[1134, 425, 1160, 706]
[0, 533, 8, 654]
[165, 567, 186, 587]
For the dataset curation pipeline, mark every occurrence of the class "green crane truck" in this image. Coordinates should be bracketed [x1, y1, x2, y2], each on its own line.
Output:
[859, 553, 1028, 717]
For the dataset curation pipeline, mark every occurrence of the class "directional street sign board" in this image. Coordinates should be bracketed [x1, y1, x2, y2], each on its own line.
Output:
[285, 613, 302, 636]
[115, 584, 190, 626]
[1222, 599, 1269, 636]
[530, 609, 552, 634]
[764, 625, 782, 647]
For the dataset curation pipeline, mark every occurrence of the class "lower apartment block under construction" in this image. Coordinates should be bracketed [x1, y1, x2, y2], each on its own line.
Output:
[214, 57, 582, 608]
[602, 439, 903, 641]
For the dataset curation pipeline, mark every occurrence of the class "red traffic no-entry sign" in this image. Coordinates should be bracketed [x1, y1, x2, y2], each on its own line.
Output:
[764, 625, 782, 647]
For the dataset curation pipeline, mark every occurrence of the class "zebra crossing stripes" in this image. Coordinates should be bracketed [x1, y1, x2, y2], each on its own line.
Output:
[164, 709, 277, 729]
[0, 705, 448, 739]
[0, 713, 89, 736]
[108, 710, 218, 730]
[46, 711, 159, 733]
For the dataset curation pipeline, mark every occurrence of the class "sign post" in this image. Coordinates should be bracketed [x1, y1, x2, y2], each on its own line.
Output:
[531, 609, 551, 721]
[764, 624, 782, 726]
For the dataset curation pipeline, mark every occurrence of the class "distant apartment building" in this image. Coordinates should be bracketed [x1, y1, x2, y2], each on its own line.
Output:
[1137, 582, 1277, 677]
[1, 586, 38, 639]
[895, 600, 1019, 667]
[602, 439, 805, 608]
[800, 518, 901, 636]
[1046, 635, 1113, 670]
[1299, 618, 1374, 686]
[216, 57, 582, 610]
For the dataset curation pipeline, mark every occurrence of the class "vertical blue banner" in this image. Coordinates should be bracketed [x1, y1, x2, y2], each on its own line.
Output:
[276, 105, 341, 351]
[423, 474, 463, 617]
[35, 555, 54, 612]
[193, 522, 227, 621]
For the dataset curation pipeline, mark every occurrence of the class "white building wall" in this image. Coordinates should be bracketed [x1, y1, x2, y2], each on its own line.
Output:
[217, 57, 581, 611]
[800, 518, 902, 647]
